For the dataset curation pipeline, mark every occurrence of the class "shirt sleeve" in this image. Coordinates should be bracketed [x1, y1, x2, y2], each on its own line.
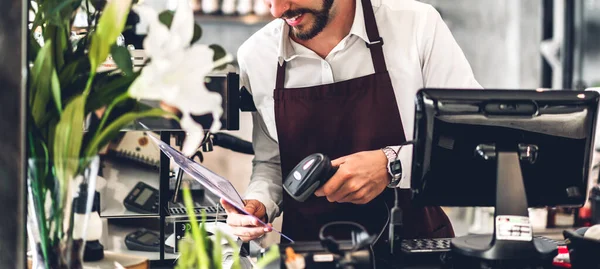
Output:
[237, 53, 283, 223]
[419, 4, 482, 89]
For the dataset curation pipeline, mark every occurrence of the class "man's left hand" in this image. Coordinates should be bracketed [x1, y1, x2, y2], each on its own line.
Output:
[314, 150, 389, 204]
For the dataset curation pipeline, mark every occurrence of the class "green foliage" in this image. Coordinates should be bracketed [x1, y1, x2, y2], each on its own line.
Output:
[176, 185, 281, 269]
[28, 0, 232, 266]
[26, 0, 176, 265]
[88, 0, 131, 75]
[110, 44, 134, 76]
[209, 44, 228, 70]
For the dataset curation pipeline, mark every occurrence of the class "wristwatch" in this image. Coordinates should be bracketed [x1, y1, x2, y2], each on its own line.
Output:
[382, 147, 403, 188]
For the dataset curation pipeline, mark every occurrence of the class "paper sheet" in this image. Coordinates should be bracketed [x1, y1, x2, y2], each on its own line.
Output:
[143, 128, 294, 243]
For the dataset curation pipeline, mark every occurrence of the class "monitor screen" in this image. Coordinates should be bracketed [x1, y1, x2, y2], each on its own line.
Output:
[411, 89, 599, 208]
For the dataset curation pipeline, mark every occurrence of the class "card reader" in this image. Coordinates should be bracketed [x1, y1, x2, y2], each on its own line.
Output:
[283, 153, 338, 202]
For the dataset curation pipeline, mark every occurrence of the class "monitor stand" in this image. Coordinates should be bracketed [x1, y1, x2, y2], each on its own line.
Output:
[451, 151, 557, 263]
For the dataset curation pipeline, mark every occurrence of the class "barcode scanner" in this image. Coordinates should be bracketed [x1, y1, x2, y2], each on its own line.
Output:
[283, 153, 338, 202]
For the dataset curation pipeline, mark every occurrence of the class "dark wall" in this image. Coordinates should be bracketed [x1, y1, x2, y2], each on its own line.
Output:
[0, 0, 26, 268]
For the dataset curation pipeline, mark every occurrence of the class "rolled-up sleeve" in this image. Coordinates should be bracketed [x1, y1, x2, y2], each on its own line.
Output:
[244, 111, 283, 223]
[237, 54, 283, 223]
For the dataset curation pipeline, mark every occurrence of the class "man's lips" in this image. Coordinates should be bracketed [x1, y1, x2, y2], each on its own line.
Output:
[284, 13, 305, 27]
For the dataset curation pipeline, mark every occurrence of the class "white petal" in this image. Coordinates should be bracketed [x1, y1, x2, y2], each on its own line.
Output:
[179, 114, 204, 157]
[177, 44, 215, 74]
[135, 5, 171, 58]
[170, 0, 194, 46]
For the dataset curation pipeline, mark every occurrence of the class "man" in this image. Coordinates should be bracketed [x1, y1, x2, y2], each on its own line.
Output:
[221, 0, 481, 253]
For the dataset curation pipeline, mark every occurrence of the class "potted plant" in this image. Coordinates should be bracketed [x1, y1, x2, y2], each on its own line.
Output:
[26, 0, 231, 267]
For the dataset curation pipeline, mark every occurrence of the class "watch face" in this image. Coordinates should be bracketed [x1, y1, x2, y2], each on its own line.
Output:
[391, 160, 402, 175]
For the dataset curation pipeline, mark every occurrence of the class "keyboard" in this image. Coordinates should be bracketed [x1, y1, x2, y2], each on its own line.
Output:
[400, 236, 565, 254]
[401, 238, 452, 253]
[168, 205, 227, 216]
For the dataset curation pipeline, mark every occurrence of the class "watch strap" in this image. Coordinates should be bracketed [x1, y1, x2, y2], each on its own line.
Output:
[382, 147, 402, 187]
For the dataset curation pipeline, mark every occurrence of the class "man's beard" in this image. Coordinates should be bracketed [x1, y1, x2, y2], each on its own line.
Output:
[284, 0, 334, 41]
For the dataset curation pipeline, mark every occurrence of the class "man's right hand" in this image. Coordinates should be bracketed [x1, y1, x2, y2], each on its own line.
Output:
[220, 198, 272, 242]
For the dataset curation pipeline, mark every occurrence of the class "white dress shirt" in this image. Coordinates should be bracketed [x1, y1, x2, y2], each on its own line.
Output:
[237, 0, 482, 221]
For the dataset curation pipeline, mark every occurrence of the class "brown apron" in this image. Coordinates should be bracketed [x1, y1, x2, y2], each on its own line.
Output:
[273, 0, 454, 250]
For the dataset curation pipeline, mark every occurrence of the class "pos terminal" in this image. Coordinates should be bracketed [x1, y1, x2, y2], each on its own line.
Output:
[410, 89, 599, 266]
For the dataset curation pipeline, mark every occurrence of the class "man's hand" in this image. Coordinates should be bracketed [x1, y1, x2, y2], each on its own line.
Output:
[221, 198, 272, 242]
[314, 150, 389, 204]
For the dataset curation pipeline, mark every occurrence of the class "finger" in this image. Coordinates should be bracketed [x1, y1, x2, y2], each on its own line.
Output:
[331, 156, 348, 167]
[337, 190, 358, 203]
[226, 213, 261, 227]
[239, 233, 267, 242]
[349, 189, 373, 205]
[326, 180, 356, 202]
[243, 201, 259, 216]
[315, 169, 348, 199]
[220, 198, 239, 214]
[230, 226, 268, 240]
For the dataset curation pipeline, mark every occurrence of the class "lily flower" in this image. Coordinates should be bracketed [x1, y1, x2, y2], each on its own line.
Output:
[129, 0, 233, 156]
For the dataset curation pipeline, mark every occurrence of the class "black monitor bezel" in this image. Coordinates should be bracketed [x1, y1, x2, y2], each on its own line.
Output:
[410, 88, 599, 208]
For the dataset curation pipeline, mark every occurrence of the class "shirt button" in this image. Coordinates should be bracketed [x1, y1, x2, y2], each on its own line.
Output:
[323, 63, 329, 69]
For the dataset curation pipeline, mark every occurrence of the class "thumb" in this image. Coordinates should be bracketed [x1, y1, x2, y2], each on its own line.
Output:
[243, 200, 259, 215]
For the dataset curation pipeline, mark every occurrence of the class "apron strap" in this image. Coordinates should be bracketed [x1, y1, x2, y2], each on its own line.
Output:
[276, 60, 287, 89]
[275, 0, 388, 88]
[361, 0, 387, 74]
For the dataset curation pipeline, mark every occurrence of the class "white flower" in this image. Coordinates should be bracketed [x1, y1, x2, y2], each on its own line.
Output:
[129, 0, 233, 156]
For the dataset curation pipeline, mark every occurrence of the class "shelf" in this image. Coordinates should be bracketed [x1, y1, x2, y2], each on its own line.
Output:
[101, 220, 239, 261]
[194, 14, 275, 26]
[102, 222, 178, 261]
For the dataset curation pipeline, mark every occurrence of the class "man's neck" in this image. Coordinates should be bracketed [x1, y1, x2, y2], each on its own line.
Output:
[292, 0, 356, 59]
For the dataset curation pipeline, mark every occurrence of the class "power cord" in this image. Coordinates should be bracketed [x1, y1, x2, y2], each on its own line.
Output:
[319, 221, 376, 255]
[388, 140, 415, 254]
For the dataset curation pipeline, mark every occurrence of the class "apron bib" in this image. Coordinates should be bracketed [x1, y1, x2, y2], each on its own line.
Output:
[272, 0, 454, 249]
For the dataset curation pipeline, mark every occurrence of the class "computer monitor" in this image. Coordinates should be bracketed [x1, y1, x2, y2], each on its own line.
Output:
[410, 88, 599, 263]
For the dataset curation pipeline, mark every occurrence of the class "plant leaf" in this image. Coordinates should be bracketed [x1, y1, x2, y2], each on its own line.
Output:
[255, 245, 280, 269]
[84, 108, 175, 157]
[31, 40, 62, 127]
[181, 185, 210, 269]
[53, 24, 67, 71]
[212, 230, 222, 269]
[158, 10, 202, 44]
[50, 69, 62, 114]
[209, 44, 227, 70]
[88, 0, 132, 73]
[52, 94, 86, 212]
[48, 0, 81, 19]
[87, 74, 138, 112]
[59, 59, 82, 86]
[224, 235, 241, 269]
[110, 44, 134, 76]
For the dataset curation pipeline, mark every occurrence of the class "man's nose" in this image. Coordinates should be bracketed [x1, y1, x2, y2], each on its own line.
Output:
[264, 0, 289, 18]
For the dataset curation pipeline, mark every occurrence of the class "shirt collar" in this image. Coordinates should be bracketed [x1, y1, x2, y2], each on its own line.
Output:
[277, 0, 379, 65]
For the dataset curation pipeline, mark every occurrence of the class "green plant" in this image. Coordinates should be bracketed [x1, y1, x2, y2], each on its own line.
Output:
[27, 0, 230, 267]
[177, 185, 281, 269]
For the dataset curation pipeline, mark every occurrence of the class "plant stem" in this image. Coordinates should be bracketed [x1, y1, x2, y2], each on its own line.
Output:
[95, 92, 129, 138]
[83, 72, 96, 97]
[182, 186, 210, 269]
